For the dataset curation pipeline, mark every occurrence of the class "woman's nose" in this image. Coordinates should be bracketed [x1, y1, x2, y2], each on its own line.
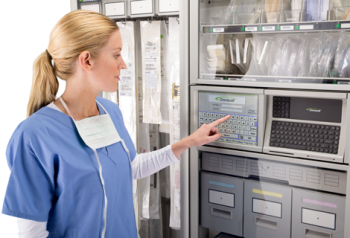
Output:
[120, 56, 127, 70]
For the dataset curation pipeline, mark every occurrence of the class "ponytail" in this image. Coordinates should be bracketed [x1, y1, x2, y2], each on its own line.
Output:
[27, 50, 58, 117]
[26, 10, 118, 117]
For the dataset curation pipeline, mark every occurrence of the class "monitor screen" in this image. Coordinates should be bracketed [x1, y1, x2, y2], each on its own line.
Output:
[198, 91, 259, 146]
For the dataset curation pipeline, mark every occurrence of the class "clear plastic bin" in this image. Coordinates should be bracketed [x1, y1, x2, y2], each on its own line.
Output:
[235, 12, 261, 24]
[282, 10, 302, 22]
[332, 6, 350, 20]
[261, 11, 281, 23]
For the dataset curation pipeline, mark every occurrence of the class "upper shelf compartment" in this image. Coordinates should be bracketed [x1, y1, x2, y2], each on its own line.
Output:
[200, 0, 350, 33]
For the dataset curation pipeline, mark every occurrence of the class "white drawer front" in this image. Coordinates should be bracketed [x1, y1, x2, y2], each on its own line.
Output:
[253, 199, 282, 218]
[105, 2, 125, 16]
[131, 0, 153, 15]
[302, 208, 336, 230]
[159, 0, 179, 13]
[81, 4, 100, 13]
[209, 190, 234, 207]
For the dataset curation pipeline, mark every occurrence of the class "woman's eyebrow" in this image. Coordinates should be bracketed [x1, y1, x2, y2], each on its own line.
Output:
[112, 47, 122, 51]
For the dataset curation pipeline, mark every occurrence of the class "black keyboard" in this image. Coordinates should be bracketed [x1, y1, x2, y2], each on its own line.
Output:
[273, 97, 290, 118]
[269, 121, 340, 154]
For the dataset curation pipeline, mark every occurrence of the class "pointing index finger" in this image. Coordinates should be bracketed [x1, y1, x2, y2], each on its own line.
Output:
[210, 115, 231, 127]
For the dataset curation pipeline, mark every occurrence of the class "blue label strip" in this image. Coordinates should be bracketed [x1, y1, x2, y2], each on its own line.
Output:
[209, 181, 235, 189]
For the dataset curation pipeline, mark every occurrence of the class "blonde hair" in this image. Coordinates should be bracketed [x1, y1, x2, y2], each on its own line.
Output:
[27, 10, 119, 117]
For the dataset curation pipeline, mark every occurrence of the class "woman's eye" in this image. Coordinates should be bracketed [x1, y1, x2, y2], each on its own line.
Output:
[114, 54, 120, 58]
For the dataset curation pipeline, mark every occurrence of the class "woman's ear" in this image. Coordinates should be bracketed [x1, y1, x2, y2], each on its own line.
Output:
[78, 51, 93, 72]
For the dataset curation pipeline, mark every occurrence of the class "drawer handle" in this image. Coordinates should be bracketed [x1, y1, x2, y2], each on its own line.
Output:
[255, 217, 278, 230]
[305, 228, 331, 238]
[211, 207, 232, 220]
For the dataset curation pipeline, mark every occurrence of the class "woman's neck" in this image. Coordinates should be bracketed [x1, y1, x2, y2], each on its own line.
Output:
[54, 77, 100, 121]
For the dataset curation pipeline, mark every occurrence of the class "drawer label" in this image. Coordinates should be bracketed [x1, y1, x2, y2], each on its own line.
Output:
[253, 199, 282, 218]
[302, 208, 336, 230]
[209, 190, 235, 207]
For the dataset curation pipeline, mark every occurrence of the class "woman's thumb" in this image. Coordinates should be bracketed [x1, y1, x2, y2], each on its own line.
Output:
[209, 133, 222, 142]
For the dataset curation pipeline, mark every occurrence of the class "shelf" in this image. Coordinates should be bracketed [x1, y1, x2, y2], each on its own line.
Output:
[202, 20, 350, 34]
[201, 74, 350, 84]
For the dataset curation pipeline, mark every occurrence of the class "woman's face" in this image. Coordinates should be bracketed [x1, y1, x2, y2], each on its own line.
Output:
[92, 30, 126, 92]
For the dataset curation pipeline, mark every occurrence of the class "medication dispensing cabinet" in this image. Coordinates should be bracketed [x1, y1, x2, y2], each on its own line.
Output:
[77, 0, 179, 19]
[188, 0, 350, 238]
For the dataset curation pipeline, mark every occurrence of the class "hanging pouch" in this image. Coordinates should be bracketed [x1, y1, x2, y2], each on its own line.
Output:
[168, 17, 181, 230]
[141, 21, 162, 124]
[160, 21, 171, 134]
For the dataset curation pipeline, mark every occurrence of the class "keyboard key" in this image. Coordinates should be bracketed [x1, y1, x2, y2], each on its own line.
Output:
[285, 144, 306, 150]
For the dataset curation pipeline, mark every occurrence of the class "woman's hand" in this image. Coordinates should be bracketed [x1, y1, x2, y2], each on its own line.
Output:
[186, 115, 231, 147]
[171, 115, 230, 158]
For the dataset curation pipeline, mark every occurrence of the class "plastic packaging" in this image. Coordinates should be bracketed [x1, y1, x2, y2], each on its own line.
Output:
[263, 0, 282, 23]
[268, 34, 307, 76]
[168, 17, 181, 230]
[148, 124, 160, 219]
[117, 21, 137, 146]
[229, 38, 247, 74]
[207, 45, 226, 73]
[304, 0, 329, 21]
[137, 20, 151, 222]
[339, 46, 350, 78]
[331, 32, 350, 77]
[116, 21, 138, 234]
[159, 21, 171, 134]
[318, 33, 338, 77]
[302, 33, 324, 76]
[219, 0, 235, 24]
[141, 21, 162, 124]
[169, 161, 181, 230]
[249, 35, 274, 75]
[149, 172, 160, 219]
[281, 0, 303, 22]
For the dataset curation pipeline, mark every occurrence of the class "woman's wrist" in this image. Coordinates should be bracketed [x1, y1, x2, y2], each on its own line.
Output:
[171, 137, 193, 159]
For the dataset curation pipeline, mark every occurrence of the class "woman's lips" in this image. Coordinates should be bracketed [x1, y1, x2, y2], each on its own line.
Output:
[115, 76, 120, 80]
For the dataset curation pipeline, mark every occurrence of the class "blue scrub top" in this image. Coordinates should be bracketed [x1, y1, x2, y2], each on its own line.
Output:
[2, 97, 138, 238]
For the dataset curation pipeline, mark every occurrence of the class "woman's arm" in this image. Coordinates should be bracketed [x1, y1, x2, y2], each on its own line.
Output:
[17, 218, 49, 238]
[131, 115, 230, 179]
[131, 145, 179, 179]
[171, 115, 230, 157]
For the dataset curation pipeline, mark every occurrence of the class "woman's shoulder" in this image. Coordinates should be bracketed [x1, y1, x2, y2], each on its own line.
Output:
[8, 109, 57, 146]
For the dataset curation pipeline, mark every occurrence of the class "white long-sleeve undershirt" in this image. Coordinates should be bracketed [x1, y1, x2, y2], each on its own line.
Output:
[16, 103, 180, 238]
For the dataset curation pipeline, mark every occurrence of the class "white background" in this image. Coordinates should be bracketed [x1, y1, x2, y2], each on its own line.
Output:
[0, 1, 70, 236]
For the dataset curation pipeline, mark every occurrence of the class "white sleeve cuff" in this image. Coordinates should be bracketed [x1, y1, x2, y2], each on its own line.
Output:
[18, 218, 49, 238]
[131, 144, 180, 180]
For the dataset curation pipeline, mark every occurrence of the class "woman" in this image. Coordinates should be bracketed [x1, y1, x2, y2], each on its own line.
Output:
[2, 10, 229, 237]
